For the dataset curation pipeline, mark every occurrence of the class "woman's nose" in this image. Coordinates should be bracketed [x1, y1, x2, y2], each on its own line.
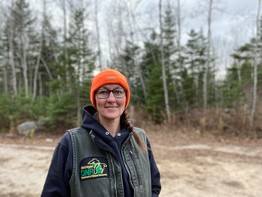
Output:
[107, 92, 116, 101]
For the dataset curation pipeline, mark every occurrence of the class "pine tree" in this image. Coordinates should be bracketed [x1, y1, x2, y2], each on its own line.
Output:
[184, 30, 207, 108]
[223, 38, 261, 108]
[0, 27, 9, 94]
[161, 5, 181, 112]
[140, 31, 165, 123]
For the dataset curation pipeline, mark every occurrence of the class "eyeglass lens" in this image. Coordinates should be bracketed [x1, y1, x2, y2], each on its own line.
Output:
[96, 88, 126, 99]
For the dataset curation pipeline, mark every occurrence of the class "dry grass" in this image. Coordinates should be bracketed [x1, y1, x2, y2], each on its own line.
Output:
[130, 106, 262, 140]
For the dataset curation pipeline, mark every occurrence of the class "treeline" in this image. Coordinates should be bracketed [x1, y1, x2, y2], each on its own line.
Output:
[0, 0, 261, 137]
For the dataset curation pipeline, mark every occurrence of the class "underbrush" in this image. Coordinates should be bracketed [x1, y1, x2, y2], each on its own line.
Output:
[2, 92, 262, 140]
[130, 107, 262, 140]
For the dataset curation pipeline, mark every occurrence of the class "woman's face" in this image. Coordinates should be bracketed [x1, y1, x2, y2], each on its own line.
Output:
[95, 84, 126, 121]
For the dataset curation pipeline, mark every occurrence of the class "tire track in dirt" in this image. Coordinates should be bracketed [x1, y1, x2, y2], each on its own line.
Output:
[153, 143, 262, 197]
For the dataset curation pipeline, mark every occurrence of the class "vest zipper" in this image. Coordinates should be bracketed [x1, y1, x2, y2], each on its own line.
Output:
[122, 134, 143, 186]
[128, 149, 142, 186]
[108, 153, 118, 197]
[121, 146, 136, 191]
[121, 134, 135, 190]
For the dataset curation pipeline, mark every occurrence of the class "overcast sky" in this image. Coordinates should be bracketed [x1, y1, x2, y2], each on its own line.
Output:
[178, 0, 259, 78]
[31, 0, 259, 48]
[28, 0, 260, 78]
[184, 0, 258, 43]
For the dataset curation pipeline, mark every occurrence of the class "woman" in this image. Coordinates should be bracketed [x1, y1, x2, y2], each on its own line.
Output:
[41, 69, 161, 197]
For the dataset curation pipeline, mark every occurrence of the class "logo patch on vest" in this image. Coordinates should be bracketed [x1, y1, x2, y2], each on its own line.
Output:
[80, 157, 109, 180]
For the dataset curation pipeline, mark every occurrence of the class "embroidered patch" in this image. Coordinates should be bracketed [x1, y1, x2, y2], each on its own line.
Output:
[80, 157, 109, 180]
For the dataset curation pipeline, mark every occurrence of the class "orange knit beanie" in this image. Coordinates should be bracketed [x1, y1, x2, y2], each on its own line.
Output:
[90, 69, 130, 108]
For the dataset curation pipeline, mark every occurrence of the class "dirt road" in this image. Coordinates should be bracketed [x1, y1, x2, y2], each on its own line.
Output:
[155, 143, 262, 197]
[0, 133, 262, 197]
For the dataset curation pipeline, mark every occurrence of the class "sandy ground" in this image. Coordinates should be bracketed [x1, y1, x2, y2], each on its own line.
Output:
[0, 132, 262, 197]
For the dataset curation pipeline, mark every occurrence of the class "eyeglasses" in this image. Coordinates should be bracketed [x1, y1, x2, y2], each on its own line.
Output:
[96, 87, 126, 99]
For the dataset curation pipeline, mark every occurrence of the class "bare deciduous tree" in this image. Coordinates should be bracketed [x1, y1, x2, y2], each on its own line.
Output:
[8, 0, 17, 97]
[32, 0, 46, 101]
[174, 0, 184, 108]
[94, 0, 102, 70]
[159, 0, 171, 123]
[60, 0, 70, 90]
[250, 0, 261, 137]
[203, 0, 213, 109]
[124, 0, 147, 98]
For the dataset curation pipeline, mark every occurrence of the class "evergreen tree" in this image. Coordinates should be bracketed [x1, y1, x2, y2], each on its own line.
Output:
[161, 5, 180, 111]
[184, 29, 216, 108]
[140, 31, 165, 123]
[118, 40, 143, 104]
[162, 5, 176, 64]
[184, 30, 207, 108]
[38, 8, 59, 97]
[224, 35, 262, 108]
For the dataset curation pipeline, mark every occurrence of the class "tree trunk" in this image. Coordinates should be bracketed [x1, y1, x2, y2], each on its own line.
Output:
[33, 0, 45, 102]
[8, 1, 18, 97]
[41, 58, 53, 80]
[21, 27, 29, 97]
[159, 0, 171, 123]
[126, 0, 147, 99]
[250, 0, 261, 138]
[203, 0, 213, 109]
[94, 0, 103, 70]
[39, 73, 43, 96]
[237, 60, 242, 85]
[8, 37, 17, 96]
[175, 0, 184, 109]
[3, 66, 7, 93]
[62, 0, 70, 90]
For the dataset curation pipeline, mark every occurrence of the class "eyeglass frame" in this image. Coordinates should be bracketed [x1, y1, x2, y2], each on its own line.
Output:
[95, 87, 126, 99]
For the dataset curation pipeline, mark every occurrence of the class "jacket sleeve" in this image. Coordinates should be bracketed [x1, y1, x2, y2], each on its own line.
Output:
[147, 138, 161, 197]
[41, 133, 73, 197]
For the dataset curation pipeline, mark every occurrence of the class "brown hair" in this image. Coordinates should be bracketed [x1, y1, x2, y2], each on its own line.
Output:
[120, 110, 147, 151]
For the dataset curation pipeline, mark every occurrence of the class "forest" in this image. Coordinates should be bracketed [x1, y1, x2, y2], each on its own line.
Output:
[0, 0, 261, 138]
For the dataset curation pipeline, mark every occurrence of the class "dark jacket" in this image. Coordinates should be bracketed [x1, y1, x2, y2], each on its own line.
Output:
[41, 105, 161, 197]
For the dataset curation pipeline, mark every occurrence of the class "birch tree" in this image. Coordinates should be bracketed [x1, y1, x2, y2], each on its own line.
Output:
[123, 0, 147, 99]
[174, 0, 184, 106]
[59, 0, 70, 89]
[16, 0, 29, 97]
[0, 1, 7, 93]
[10, 0, 37, 97]
[159, 0, 171, 123]
[94, 0, 102, 70]
[203, 0, 213, 109]
[250, 0, 261, 137]
[32, 0, 46, 101]
[7, 1, 17, 96]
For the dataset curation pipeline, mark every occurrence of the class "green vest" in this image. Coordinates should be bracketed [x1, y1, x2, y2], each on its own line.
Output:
[68, 127, 152, 197]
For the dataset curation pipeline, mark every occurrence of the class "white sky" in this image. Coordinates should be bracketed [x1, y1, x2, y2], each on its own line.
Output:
[179, 0, 259, 78]
[17, 0, 260, 78]
[29, 0, 259, 48]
